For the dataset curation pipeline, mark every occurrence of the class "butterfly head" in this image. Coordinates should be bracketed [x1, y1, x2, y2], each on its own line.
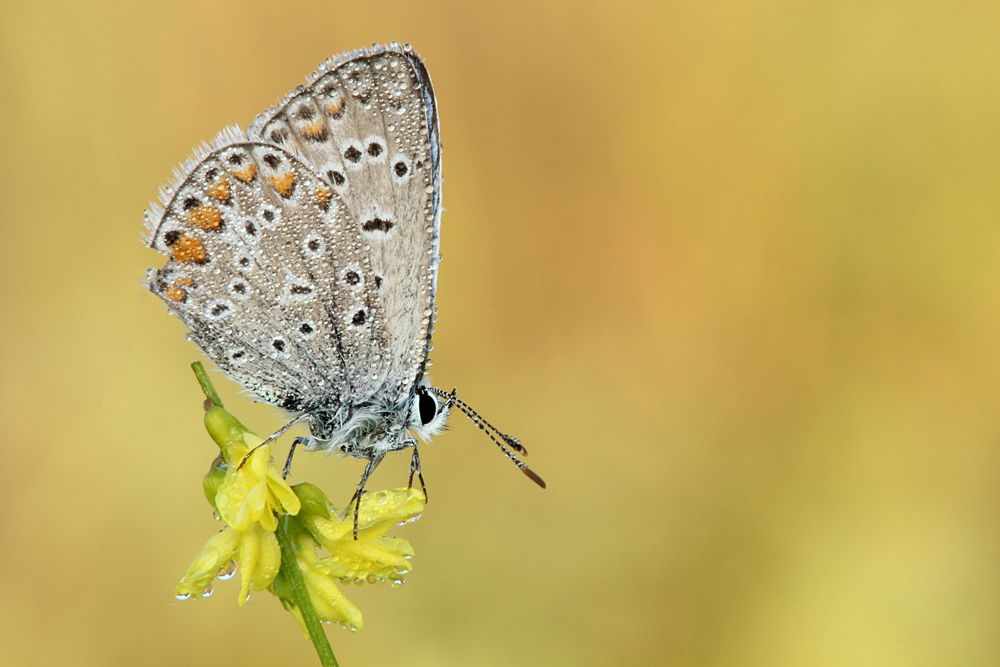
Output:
[409, 380, 452, 441]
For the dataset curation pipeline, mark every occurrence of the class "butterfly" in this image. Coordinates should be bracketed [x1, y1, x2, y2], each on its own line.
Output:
[144, 43, 544, 535]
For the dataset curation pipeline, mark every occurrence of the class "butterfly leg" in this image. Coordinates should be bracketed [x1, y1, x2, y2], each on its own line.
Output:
[408, 445, 428, 502]
[349, 454, 384, 540]
[283, 437, 310, 479]
[237, 414, 309, 471]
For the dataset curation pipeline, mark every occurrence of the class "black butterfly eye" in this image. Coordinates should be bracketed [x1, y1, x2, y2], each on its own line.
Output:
[418, 389, 437, 425]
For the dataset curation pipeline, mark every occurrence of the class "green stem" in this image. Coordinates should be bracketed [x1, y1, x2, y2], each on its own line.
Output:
[191, 362, 224, 408]
[277, 516, 339, 667]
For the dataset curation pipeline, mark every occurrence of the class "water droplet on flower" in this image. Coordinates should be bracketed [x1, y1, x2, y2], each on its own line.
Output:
[391, 579, 407, 587]
[175, 593, 192, 601]
[407, 513, 422, 523]
[201, 586, 214, 598]
[217, 560, 237, 580]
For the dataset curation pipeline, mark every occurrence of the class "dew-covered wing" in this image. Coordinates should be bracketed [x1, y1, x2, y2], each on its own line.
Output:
[249, 43, 442, 405]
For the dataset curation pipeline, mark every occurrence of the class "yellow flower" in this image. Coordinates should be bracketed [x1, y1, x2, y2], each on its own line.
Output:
[176, 401, 299, 602]
[273, 485, 425, 634]
[203, 405, 300, 526]
[302, 488, 422, 583]
[174, 525, 239, 600]
[178, 366, 427, 640]
[214, 436, 300, 532]
[287, 532, 364, 631]
[175, 523, 281, 603]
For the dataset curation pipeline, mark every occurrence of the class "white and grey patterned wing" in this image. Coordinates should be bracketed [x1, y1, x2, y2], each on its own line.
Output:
[145, 130, 388, 410]
[250, 43, 442, 405]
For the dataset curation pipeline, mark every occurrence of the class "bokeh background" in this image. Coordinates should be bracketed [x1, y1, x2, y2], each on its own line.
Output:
[3, 1, 1000, 665]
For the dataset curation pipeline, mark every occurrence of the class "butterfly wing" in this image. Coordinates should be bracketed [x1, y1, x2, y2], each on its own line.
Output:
[145, 129, 389, 411]
[249, 43, 442, 406]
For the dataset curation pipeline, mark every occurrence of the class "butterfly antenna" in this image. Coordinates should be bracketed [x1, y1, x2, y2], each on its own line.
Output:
[431, 388, 529, 455]
[429, 388, 546, 488]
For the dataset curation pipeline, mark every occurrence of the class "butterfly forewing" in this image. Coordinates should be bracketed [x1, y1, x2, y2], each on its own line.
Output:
[250, 44, 442, 405]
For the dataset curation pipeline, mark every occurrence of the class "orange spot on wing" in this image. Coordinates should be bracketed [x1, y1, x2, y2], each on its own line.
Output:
[232, 164, 257, 183]
[302, 122, 327, 139]
[326, 100, 344, 116]
[176, 276, 194, 286]
[171, 235, 207, 263]
[207, 176, 231, 203]
[313, 186, 333, 212]
[165, 285, 187, 302]
[187, 205, 222, 230]
[269, 172, 296, 198]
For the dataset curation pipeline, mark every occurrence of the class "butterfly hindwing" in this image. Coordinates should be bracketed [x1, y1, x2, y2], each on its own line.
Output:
[146, 135, 389, 409]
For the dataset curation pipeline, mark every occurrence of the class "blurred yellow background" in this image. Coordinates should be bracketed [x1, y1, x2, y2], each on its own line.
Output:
[2, 1, 1000, 665]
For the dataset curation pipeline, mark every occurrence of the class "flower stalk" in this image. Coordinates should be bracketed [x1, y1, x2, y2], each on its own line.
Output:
[276, 514, 339, 667]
